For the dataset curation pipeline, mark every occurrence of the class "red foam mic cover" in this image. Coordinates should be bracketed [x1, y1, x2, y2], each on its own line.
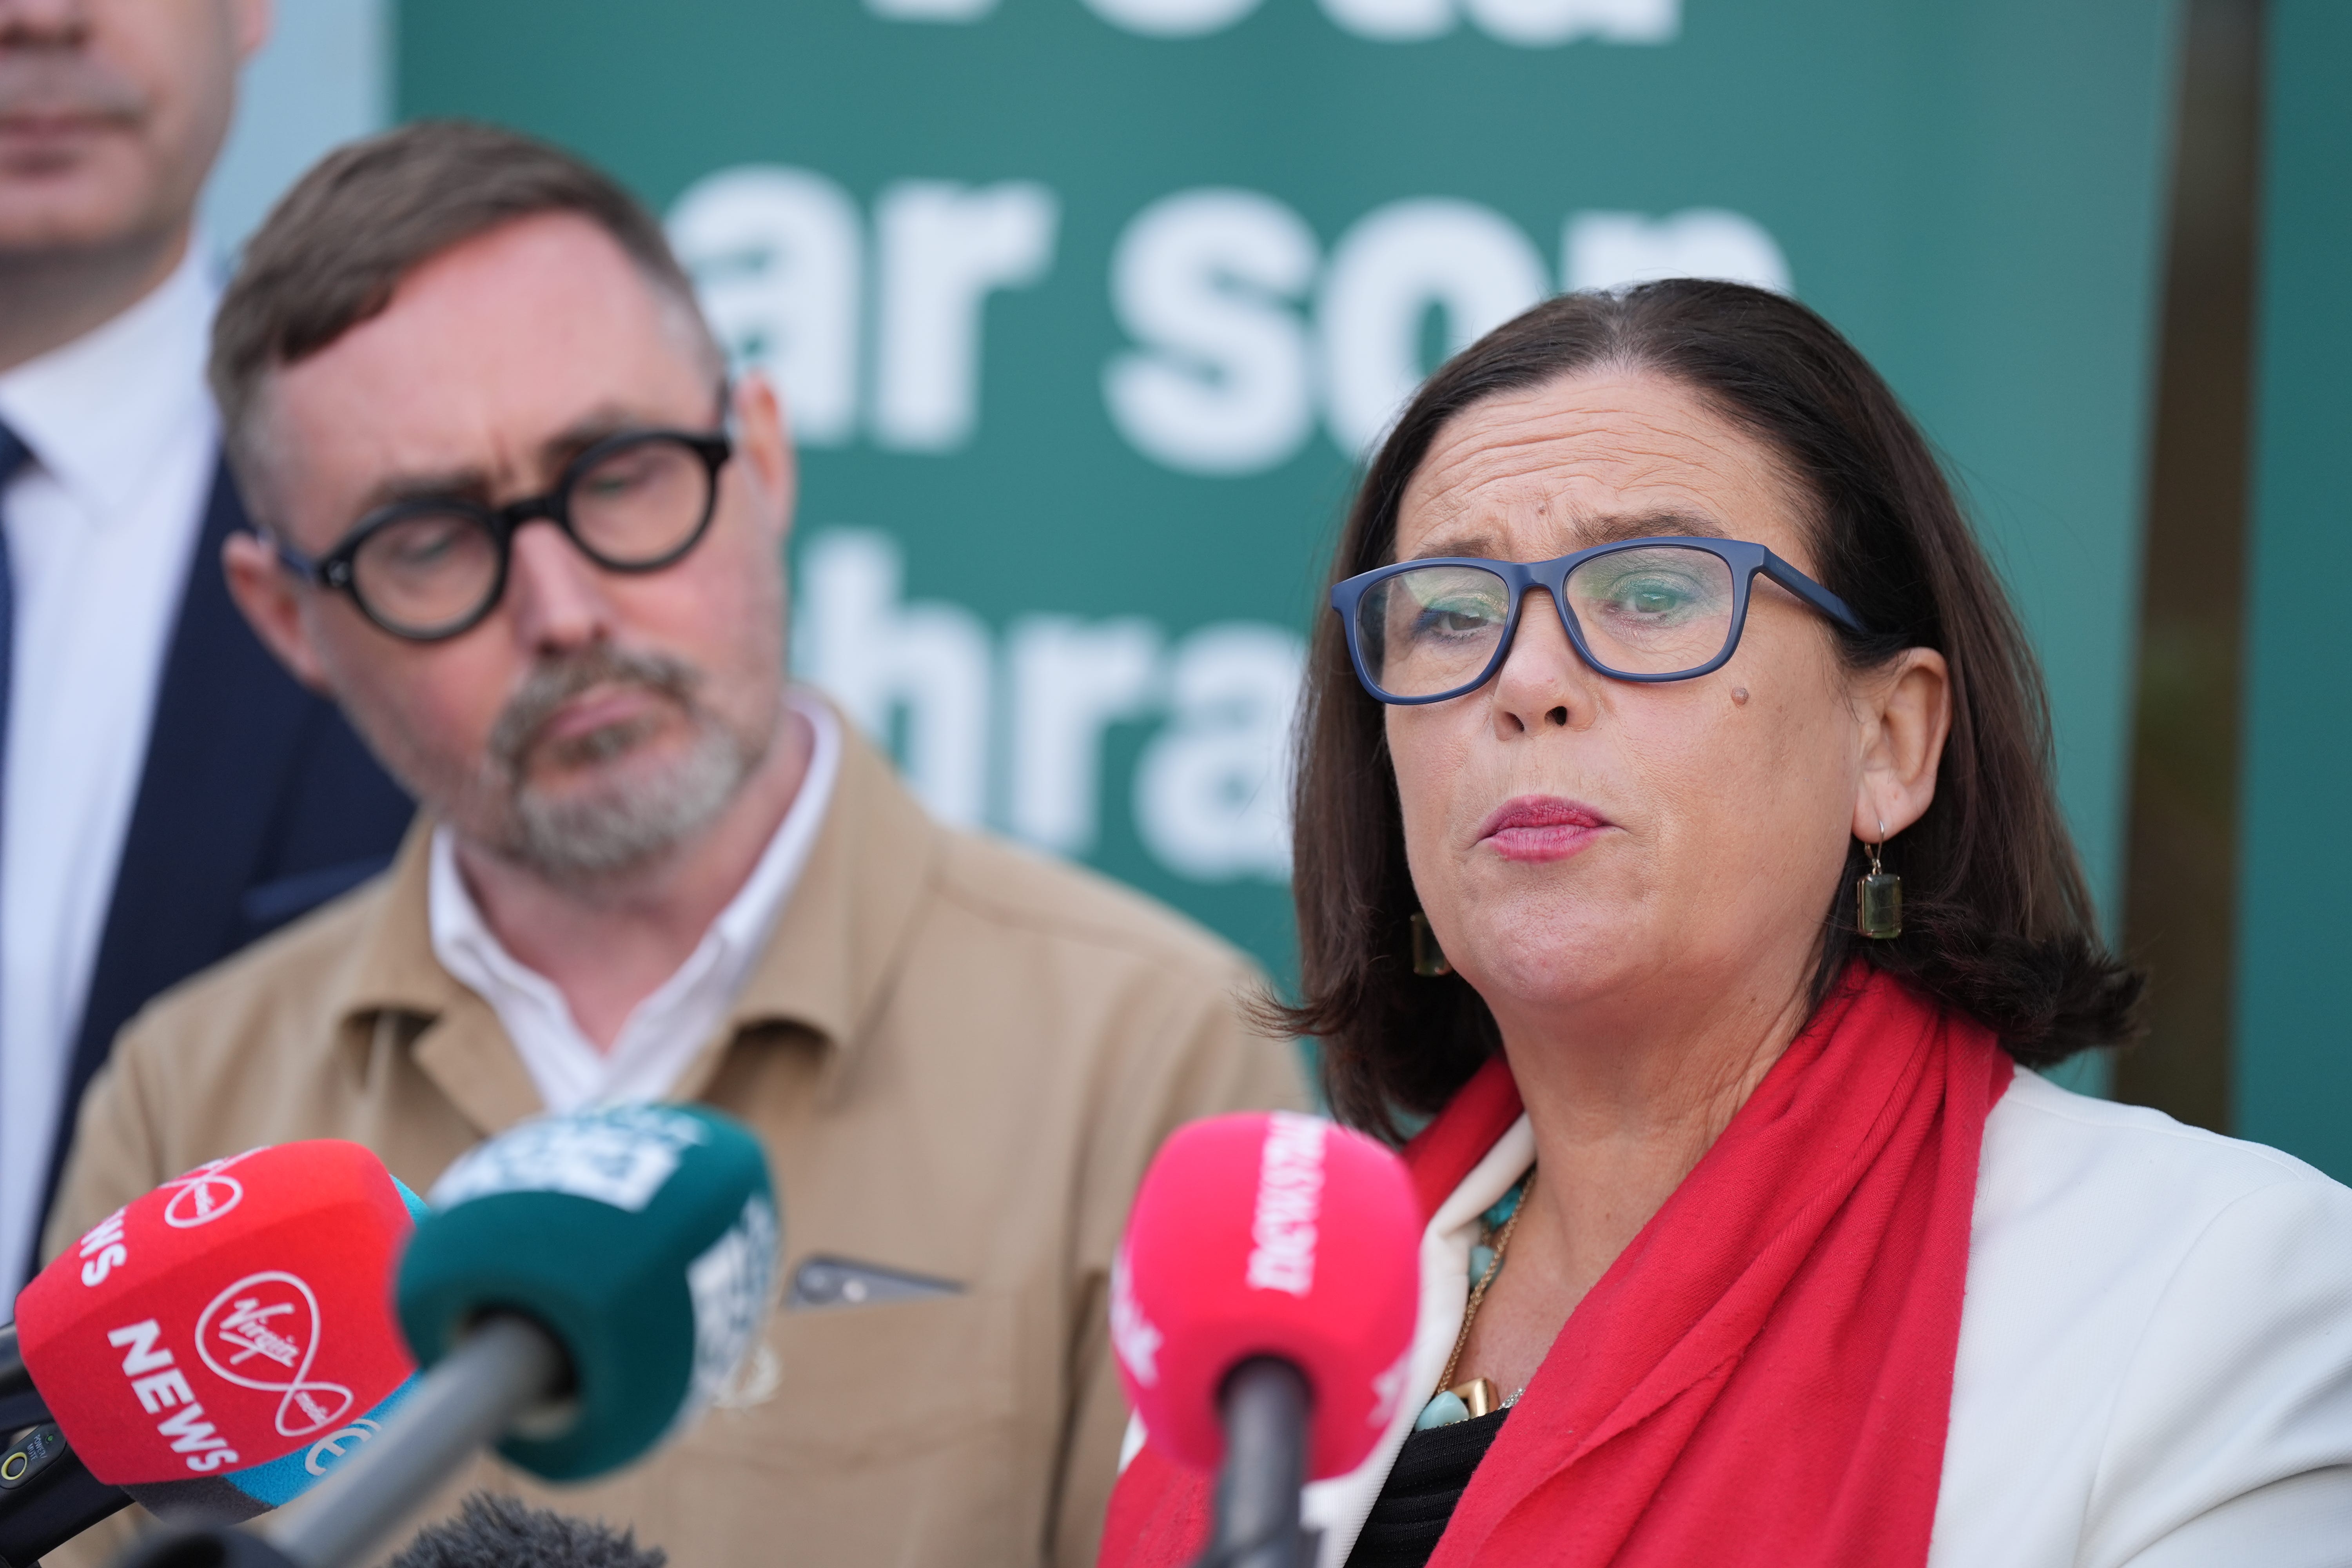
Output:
[1112, 1112, 1420, 1481]
[12, 1141, 419, 1485]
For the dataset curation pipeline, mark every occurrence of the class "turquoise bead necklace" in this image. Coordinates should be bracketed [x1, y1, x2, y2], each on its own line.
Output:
[1417, 1165, 1536, 1430]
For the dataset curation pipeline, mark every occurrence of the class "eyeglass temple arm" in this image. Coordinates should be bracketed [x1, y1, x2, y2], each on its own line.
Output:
[265, 532, 335, 588]
[1759, 551, 1869, 635]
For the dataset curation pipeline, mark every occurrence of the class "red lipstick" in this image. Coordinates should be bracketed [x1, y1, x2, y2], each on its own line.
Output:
[1475, 795, 1612, 863]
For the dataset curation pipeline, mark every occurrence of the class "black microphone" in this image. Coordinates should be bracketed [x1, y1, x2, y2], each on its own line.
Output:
[0, 1323, 44, 1432]
[387, 1493, 666, 1568]
[111, 1492, 667, 1568]
[0, 1426, 121, 1568]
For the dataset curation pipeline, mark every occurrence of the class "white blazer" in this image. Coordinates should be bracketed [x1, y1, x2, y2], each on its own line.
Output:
[1171, 1071, 2352, 1566]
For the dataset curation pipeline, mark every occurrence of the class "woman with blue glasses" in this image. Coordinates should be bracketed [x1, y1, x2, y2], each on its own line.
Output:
[1100, 283, 2352, 1568]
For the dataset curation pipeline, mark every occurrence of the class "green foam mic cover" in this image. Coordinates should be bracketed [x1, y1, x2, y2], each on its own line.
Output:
[400, 1105, 778, 1481]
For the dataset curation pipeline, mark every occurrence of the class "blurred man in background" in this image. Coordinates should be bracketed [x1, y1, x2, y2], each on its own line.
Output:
[0, 0, 412, 1295]
[46, 121, 1301, 1566]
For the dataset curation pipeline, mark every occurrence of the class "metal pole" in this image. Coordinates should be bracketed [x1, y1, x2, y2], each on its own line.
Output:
[263, 1316, 565, 1568]
[1203, 1357, 1311, 1568]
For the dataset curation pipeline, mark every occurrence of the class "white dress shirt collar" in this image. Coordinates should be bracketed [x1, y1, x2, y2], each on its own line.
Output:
[0, 241, 223, 1303]
[428, 689, 842, 1116]
[0, 241, 218, 515]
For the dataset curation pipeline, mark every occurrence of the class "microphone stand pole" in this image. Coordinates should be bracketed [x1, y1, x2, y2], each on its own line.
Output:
[109, 1317, 566, 1568]
[261, 1316, 565, 1568]
[1199, 1357, 1316, 1568]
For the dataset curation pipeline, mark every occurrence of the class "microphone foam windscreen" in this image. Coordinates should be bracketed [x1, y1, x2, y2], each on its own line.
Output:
[122, 1180, 431, 1524]
[1113, 1111, 1421, 1480]
[387, 1492, 668, 1568]
[401, 1105, 778, 1482]
[12, 1142, 420, 1486]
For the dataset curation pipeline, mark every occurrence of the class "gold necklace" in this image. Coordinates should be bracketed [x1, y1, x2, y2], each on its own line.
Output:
[1434, 1165, 1536, 1413]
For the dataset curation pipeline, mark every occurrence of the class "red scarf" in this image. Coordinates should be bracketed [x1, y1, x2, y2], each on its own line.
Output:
[1098, 966, 2012, 1568]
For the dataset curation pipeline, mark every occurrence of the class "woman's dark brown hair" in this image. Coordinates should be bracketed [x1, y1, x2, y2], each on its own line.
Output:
[1287, 280, 2143, 1138]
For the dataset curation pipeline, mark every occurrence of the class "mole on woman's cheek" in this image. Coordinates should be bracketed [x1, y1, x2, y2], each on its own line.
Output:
[1731, 686, 1751, 706]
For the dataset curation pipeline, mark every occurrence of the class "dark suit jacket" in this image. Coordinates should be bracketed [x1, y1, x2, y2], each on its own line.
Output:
[34, 457, 415, 1232]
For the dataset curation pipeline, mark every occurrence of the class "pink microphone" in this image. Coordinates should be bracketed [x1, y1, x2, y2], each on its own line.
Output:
[1112, 1112, 1420, 1568]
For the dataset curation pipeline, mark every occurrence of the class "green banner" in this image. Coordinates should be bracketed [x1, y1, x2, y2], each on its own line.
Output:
[400, 0, 2177, 994]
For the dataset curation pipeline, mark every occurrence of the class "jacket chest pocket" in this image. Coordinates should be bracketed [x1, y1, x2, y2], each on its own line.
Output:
[505, 1292, 1033, 1567]
[749, 1289, 1022, 1465]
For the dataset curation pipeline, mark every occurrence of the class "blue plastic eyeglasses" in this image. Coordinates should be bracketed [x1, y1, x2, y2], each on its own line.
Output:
[1330, 536, 1868, 705]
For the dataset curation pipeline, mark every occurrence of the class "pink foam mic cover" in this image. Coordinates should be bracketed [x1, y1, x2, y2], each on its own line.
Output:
[13, 1141, 419, 1484]
[1111, 1111, 1421, 1481]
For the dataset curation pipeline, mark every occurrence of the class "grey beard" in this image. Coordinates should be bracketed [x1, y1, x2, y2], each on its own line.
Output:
[499, 710, 759, 879]
[470, 644, 771, 882]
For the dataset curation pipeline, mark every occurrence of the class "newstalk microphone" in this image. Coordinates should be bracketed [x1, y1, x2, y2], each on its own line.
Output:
[3, 1142, 428, 1566]
[1112, 1112, 1421, 1568]
[120, 1104, 779, 1568]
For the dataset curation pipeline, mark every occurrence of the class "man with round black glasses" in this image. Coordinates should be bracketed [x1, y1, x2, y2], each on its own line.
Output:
[270, 417, 733, 644]
[42, 120, 1301, 1568]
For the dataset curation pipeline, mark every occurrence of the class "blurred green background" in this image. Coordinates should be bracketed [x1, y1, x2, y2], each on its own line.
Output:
[398, 1, 2174, 1037]
[205, 0, 2348, 1171]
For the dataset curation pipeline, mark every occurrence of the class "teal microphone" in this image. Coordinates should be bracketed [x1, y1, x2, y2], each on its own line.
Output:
[401, 1103, 777, 1481]
[240, 1105, 777, 1568]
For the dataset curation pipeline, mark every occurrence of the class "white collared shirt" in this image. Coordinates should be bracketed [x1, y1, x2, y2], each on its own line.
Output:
[0, 246, 221, 1299]
[428, 691, 842, 1115]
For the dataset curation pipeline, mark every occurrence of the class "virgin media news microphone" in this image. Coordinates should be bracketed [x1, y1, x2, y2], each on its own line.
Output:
[1112, 1112, 1420, 1568]
[228, 1104, 778, 1568]
[2, 1143, 427, 1566]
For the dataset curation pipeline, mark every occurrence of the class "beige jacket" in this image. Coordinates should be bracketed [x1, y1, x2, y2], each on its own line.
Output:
[44, 717, 1304, 1567]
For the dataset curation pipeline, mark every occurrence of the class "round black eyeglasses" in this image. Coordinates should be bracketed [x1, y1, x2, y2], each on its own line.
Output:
[272, 427, 734, 642]
[1330, 537, 1869, 704]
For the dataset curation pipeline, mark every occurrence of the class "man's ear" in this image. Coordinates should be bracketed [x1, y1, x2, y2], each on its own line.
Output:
[1852, 648, 1951, 843]
[232, 0, 273, 63]
[223, 532, 335, 694]
[730, 372, 797, 550]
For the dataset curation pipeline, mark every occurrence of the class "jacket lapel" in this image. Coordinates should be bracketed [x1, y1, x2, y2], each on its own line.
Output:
[48, 463, 322, 1191]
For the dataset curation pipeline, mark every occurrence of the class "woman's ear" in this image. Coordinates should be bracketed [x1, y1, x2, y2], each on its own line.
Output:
[1852, 648, 1951, 842]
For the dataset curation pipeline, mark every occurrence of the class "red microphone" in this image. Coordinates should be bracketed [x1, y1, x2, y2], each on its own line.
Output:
[1112, 1112, 1420, 1568]
[13, 1142, 419, 1486]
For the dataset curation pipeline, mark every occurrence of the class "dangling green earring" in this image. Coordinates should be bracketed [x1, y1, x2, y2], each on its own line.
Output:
[1856, 820, 1902, 939]
[1410, 911, 1453, 976]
